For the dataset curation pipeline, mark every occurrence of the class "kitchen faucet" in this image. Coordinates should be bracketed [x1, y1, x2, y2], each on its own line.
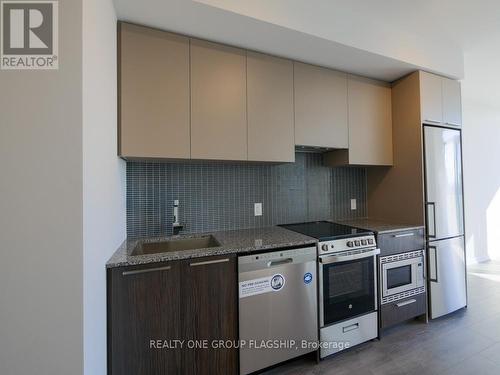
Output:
[172, 199, 184, 235]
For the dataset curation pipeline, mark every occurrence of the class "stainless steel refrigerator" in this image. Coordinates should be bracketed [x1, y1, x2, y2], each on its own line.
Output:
[424, 125, 467, 319]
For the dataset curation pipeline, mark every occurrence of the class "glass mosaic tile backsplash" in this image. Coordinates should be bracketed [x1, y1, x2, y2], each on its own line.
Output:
[126, 152, 367, 238]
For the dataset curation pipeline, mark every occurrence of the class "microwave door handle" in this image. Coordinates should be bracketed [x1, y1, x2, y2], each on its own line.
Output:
[393, 232, 415, 238]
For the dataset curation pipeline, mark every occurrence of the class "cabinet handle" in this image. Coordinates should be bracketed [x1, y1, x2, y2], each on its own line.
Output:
[395, 299, 417, 308]
[122, 265, 171, 276]
[342, 323, 359, 333]
[189, 258, 230, 267]
[445, 121, 461, 127]
[393, 233, 415, 238]
[424, 118, 442, 124]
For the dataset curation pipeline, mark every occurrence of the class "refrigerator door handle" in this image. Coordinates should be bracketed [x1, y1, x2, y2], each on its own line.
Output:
[428, 245, 438, 283]
[426, 202, 437, 238]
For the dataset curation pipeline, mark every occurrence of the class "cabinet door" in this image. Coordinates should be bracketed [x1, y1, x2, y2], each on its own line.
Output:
[190, 39, 247, 160]
[419, 71, 443, 125]
[294, 62, 348, 148]
[119, 23, 190, 159]
[181, 256, 238, 375]
[108, 262, 181, 375]
[247, 52, 294, 162]
[442, 78, 462, 127]
[347, 76, 393, 165]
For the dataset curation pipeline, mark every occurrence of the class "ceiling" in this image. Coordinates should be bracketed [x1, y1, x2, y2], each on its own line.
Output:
[113, 0, 500, 82]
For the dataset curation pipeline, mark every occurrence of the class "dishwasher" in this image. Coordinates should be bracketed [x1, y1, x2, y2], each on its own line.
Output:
[238, 246, 318, 375]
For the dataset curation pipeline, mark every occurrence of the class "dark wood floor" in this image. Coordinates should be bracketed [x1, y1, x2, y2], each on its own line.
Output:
[264, 261, 500, 375]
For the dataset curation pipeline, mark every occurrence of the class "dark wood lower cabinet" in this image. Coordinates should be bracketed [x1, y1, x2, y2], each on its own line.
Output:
[108, 262, 181, 375]
[181, 256, 238, 375]
[108, 255, 238, 375]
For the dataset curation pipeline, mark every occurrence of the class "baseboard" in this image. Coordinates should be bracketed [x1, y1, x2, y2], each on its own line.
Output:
[467, 255, 491, 265]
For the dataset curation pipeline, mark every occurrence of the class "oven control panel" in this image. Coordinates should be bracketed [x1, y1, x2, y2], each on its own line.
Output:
[319, 235, 377, 254]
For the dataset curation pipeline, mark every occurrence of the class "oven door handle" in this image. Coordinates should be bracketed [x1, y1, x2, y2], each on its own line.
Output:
[320, 248, 380, 264]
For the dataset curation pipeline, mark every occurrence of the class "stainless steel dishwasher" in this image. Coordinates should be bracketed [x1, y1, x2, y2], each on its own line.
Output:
[238, 246, 318, 375]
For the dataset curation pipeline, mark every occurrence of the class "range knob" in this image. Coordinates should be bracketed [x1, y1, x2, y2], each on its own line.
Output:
[347, 241, 354, 247]
[361, 239, 367, 245]
[354, 240, 361, 246]
[321, 244, 329, 251]
[368, 238, 374, 245]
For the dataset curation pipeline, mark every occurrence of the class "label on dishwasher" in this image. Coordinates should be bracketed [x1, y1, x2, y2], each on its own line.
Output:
[239, 273, 285, 298]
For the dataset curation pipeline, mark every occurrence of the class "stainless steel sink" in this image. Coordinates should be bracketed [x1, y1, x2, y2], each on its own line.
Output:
[131, 235, 220, 256]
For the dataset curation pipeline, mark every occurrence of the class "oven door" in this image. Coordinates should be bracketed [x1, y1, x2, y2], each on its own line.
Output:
[381, 257, 422, 298]
[319, 249, 379, 327]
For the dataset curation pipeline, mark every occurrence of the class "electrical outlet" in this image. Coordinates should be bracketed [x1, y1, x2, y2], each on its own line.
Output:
[254, 203, 263, 216]
[350, 199, 357, 210]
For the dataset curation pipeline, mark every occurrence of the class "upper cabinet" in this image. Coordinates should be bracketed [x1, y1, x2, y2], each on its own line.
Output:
[247, 52, 295, 162]
[118, 23, 191, 159]
[117, 23, 399, 164]
[294, 62, 349, 149]
[324, 75, 393, 166]
[442, 79, 462, 127]
[420, 71, 443, 125]
[190, 39, 247, 161]
[420, 71, 462, 127]
[347, 76, 393, 165]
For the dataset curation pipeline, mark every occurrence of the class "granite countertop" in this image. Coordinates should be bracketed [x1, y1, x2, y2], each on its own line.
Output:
[339, 218, 424, 234]
[106, 226, 317, 268]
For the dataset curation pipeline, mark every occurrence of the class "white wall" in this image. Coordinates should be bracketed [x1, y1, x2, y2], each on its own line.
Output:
[462, 34, 500, 264]
[194, 0, 464, 79]
[0, 0, 84, 374]
[82, 0, 126, 375]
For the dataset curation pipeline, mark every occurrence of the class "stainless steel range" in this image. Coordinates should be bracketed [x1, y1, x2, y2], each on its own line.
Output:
[281, 221, 380, 358]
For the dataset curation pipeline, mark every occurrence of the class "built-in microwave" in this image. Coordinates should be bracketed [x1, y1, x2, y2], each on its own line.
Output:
[380, 250, 425, 305]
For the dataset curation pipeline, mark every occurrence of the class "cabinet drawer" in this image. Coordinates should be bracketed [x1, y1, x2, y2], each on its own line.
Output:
[377, 228, 424, 256]
[380, 293, 426, 329]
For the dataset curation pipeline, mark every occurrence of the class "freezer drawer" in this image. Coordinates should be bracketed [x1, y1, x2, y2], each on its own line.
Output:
[238, 247, 318, 375]
[428, 237, 467, 319]
[424, 126, 464, 240]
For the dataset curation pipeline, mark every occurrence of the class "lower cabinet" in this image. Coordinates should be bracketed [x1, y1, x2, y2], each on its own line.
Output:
[181, 256, 238, 374]
[380, 294, 427, 330]
[107, 255, 238, 375]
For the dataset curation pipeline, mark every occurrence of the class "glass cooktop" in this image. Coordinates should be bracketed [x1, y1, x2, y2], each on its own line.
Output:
[280, 221, 372, 241]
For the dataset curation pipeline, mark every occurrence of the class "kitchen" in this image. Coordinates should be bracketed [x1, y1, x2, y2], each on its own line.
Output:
[2, 1, 500, 375]
[106, 20, 465, 375]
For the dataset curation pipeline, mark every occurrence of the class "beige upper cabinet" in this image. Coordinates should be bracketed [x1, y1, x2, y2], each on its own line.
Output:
[119, 23, 190, 159]
[442, 79, 462, 127]
[190, 39, 247, 161]
[420, 71, 443, 125]
[347, 76, 393, 165]
[294, 62, 348, 149]
[324, 75, 393, 166]
[247, 52, 294, 162]
[419, 71, 462, 127]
